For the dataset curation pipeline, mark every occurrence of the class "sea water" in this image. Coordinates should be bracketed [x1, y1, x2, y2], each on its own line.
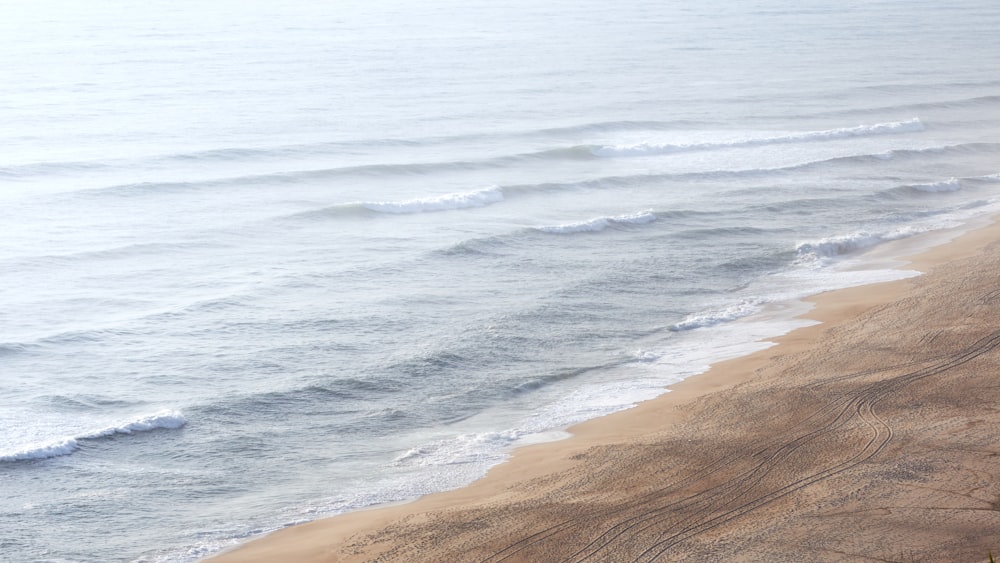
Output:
[2, 0, 1000, 560]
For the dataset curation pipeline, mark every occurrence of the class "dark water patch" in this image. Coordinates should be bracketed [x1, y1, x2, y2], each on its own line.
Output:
[39, 394, 141, 411]
[0, 343, 29, 357]
[713, 249, 800, 276]
[508, 362, 621, 397]
[198, 378, 403, 422]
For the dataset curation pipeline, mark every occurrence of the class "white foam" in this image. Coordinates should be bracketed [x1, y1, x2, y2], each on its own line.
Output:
[535, 209, 657, 234]
[89, 409, 186, 437]
[393, 430, 518, 468]
[911, 178, 961, 192]
[670, 298, 766, 331]
[592, 118, 925, 157]
[795, 226, 927, 260]
[0, 438, 80, 462]
[628, 349, 662, 363]
[0, 409, 186, 462]
[360, 186, 503, 214]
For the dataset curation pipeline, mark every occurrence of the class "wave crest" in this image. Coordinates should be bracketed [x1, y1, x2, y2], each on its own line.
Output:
[0, 409, 186, 462]
[535, 210, 657, 234]
[360, 186, 504, 214]
[592, 118, 925, 157]
[909, 178, 961, 193]
[796, 227, 926, 260]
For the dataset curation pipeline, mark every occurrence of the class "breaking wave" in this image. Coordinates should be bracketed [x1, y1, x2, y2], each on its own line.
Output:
[909, 178, 961, 193]
[0, 410, 186, 462]
[795, 227, 927, 260]
[360, 186, 504, 214]
[534, 210, 657, 234]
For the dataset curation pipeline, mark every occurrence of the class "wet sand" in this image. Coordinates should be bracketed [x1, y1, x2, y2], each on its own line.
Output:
[209, 220, 1000, 562]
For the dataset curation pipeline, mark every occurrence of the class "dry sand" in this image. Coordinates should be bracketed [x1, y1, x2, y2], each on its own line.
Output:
[210, 221, 1000, 562]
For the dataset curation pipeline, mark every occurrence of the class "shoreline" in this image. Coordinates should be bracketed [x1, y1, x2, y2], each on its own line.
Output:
[208, 217, 1000, 562]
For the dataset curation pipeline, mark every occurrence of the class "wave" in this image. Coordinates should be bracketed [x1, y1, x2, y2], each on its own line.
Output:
[909, 178, 962, 193]
[534, 210, 657, 234]
[497, 143, 997, 205]
[795, 226, 927, 260]
[158, 121, 705, 164]
[874, 177, 964, 201]
[289, 186, 505, 221]
[360, 186, 504, 214]
[2, 120, 697, 182]
[669, 298, 766, 331]
[55, 139, 1000, 214]
[535, 119, 714, 136]
[798, 94, 1000, 121]
[56, 137, 1000, 208]
[769, 143, 1000, 176]
[0, 409, 186, 462]
[590, 118, 925, 157]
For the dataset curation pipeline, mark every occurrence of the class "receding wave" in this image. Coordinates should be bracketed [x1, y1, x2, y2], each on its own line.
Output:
[0, 410, 186, 462]
[534, 210, 657, 234]
[796, 226, 927, 260]
[591, 118, 925, 157]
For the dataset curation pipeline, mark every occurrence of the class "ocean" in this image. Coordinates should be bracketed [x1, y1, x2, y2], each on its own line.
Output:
[2, 0, 1000, 560]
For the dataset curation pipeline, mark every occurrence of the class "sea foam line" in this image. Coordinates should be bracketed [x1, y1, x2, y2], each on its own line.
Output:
[535, 210, 657, 234]
[592, 118, 925, 157]
[0, 410, 186, 462]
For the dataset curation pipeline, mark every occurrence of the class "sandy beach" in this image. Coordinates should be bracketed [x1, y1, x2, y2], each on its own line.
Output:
[209, 220, 1000, 562]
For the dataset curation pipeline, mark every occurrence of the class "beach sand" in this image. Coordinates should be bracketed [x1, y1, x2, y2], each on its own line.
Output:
[209, 220, 1000, 562]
